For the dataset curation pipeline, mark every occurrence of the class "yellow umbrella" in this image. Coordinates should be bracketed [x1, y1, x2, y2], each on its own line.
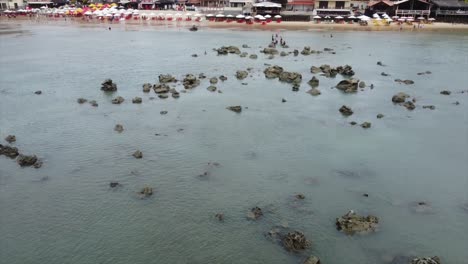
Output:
[111, 3, 117, 6]
[76, 8, 83, 13]
[89, 4, 95, 7]
[97, 3, 103, 7]
[65, 10, 70, 15]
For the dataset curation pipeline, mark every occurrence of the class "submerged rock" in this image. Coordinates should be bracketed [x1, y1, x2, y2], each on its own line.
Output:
[279, 71, 302, 84]
[295, 194, 305, 200]
[199, 73, 206, 79]
[395, 79, 414, 85]
[263, 47, 279, 55]
[411, 256, 441, 264]
[303, 256, 321, 264]
[440, 90, 451, 95]
[422, 105, 436, 110]
[307, 88, 321, 96]
[132, 150, 143, 159]
[308, 76, 319, 87]
[158, 74, 177, 83]
[392, 92, 410, 103]
[410, 201, 434, 214]
[403, 101, 416, 110]
[110, 182, 120, 188]
[5, 135, 16, 143]
[293, 49, 299, 56]
[264, 65, 284, 79]
[336, 78, 359, 93]
[0, 144, 19, 158]
[280, 51, 288, 57]
[219, 75, 228, 81]
[17, 154, 38, 167]
[158, 93, 169, 99]
[240, 52, 248, 58]
[183, 74, 200, 89]
[249, 54, 258, 59]
[132, 97, 142, 104]
[359, 81, 366, 88]
[89, 100, 98, 107]
[34, 90, 42, 95]
[381, 72, 390, 76]
[339, 105, 354, 116]
[236, 70, 248, 80]
[142, 83, 152, 93]
[282, 98, 287, 103]
[336, 210, 379, 235]
[77, 98, 87, 104]
[361, 122, 372, 128]
[114, 124, 124, 133]
[282, 231, 310, 252]
[153, 83, 170, 94]
[377, 114, 384, 119]
[227, 106, 242, 113]
[101, 79, 117, 92]
[209, 77, 218, 84]
[247, 206, 263, 220]
[207, 85, 217, 92]
[216, 46, 241, 55]
[215, 213, 225, 221]
[112, 96, 125, 104]
[139, 186, 153, 198]
[301, 46, 311, 55]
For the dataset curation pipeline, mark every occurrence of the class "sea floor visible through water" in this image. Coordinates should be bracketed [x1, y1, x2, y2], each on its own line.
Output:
[0, 22, 467, 264]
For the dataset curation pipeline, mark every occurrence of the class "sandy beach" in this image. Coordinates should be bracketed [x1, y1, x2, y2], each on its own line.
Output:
[2, 13, 468, 33]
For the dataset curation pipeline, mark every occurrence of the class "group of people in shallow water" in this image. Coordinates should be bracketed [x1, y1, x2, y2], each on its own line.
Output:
[271, 33, 287, 48]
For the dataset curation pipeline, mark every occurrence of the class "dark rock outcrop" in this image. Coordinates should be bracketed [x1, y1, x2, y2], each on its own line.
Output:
[236, 70, 248, 80]
[132, 97, 142, 104]
[210, 77, 218, 84]
[307, 88, 321, 96]
[158, 74, 177, 83]
[336, 78, 359, 93]
[183, 74, 200, 89]
[112, 96, 124, 104]
[282, 231, 310, 252]
[440, 90, 451, 95]
[207, 86, 217, 92]
[392, 92, 410, 103]
[5, 135, 16, 143]
[0, 144, 19, 158]
[77, 98, 87, 104]
[411, 256, 441, 264]
[247, 206, 263, 220]
[139, 186, 153, 198]
[153, 83, 170, 94]
[101, 79, 117, 92]
[361, 122, 371, 128]
[227, 106, 242, 113]
[216, 46, 241, 55]
[308, 76, 319, 87]
[339, 105, 353, 116]
[17, 154, 38, 167]
[279, 72, 302, 84]
[264, 65, 284, 79]
[132, 150, 143, 159]
[114, 124, 124, 133]
[336, 210, 379, 235]
[249, 54, 258, 59]
[142, 83, 152, 93]
[263, 47, 279, 55]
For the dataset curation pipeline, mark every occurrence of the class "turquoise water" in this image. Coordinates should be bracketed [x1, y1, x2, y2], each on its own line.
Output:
[0, 21, 467, 264]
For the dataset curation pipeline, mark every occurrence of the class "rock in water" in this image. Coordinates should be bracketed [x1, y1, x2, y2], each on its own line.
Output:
[114, 124, 124, 133]
[153, 83, 170, 94]
[279, 71, 302, 84]
[240, 52, 248, 58]
[359, 81, 366, 88]
[132, 150, 143, 159]
[216, 46, 241, 55]
[336, 78, 359, 93]
[139, 186, 153, 198]
[310, 66, 321, 74]
[215, 213, 224, 221]
[282, 231, 310, 252]
[339, 105, 353, 116]
[282, 98, 287, 103]
[158, 74, 177, 83]
[227, 106, 242, 113]
[392, 92, 410, 103]
[361, 122, 371, 128]
[336, 210, 379, 235]
[264, 65, 284, 79]
[307, 88, 321, 96]
[263, 47, 279, 55]
[247, 206, 263, 220]
[308, 76, 319, 87]
[132, 97, 142, 104]
[112, 96, 124, 104]
[5, 135, 16, 143]
[209, 77, 218, 84]
[0, 144, 19, 158]
[207, 86, 217, 92]
[101, 79, 117, 92]
[183, 74, 200, 89]
[17, 154, 38, 167]
[219, 75, 228, 81]
[295, 194, 305, 199]
[403, 101, 415, 110]
[236, 70, 248, 80]
[142, 83, 152, 93]
[34, 90, 42, 95]
[301, 46, 311, 55]
[249, 54, 258, 59]
[77, 98, 87, 104]
[303, 256, 321, 264]
[110, 182, 120, 188]
[280, 51, 288, 57]
[411, 256, 441, 264]
[89, 100, 98, 107]
[440, 90, 451, 95]
[377, 114, 384, 119]
[422, 105, 436, 110]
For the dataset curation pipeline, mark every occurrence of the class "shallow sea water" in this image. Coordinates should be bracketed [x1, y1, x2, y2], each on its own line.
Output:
[1, 21, 468, 264]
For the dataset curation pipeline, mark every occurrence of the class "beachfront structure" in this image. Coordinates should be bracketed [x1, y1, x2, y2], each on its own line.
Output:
[286, 0, 315, 11]
[253, 1, 281, 14]
[431, 0, 468, 20]
[315, 0, 351, 9]
[366, 0, 432, 16]
[229, 0, 254, 7]
[27, 0, 65, 8]
[200, 0, 228, 6]
[1, 0, 26, 9]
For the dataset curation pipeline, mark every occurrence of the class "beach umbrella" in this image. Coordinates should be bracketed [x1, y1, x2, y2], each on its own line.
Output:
[358, 15, 370, 20]
[374, 17, 382, 21]
[397, 18, 405, 22]
[236, 14, 245, 18]
[105, 13, 112, 17]
[206, 14, 214, 17]
[392, 15, 399, 19]
[264, 14, 271, 18]
[215, 14, 225, 18]
[194, 14, 202, 17]
[226, 14, 233, 18]
[313, 15, 321, 19]
[274, 15, 281, 18]
[186, 13, 192, 16]
[245, 16, 253, 20]
[324, 16, 331, 19]
[428, 18, 436, 21]
[348, 15, 356, 19]
[373, 13, 380, 18]
[417, 16, 425, 20]
[406, 18, 414, 21]
[84, 11, 92, 15]
[335, 16, 343, 19]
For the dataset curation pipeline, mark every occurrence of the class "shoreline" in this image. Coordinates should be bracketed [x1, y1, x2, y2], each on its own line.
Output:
[2, 16, 468, 33]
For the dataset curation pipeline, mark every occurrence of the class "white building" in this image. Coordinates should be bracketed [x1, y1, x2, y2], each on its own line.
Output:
[0, 0, 27, 9]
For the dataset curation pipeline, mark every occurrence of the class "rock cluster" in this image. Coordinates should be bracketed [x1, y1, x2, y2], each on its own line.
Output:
[411, 256, 441, 264]
[112, 96, 125, 104]
[216, 46, 241, 55]
[392, 92, 416, 110]
[279, 71, 302, 85]
[139, 186, 153, 198]
[227, 106, 242, 113]
[339, 105, 354, 116]
[101, 79, 117, 92]
[5, 135, 16, 143]
[158, 74, 177, 83]
[236, 70, 248, 80]
[282, 231, 311, 252]
[336, 78, 360, 93]
[311, 64, 355, 77]
[264, 65, 284, 79]
[336, 210, 379, 235]
[395, 79, 414, 85]
[183, 74, 200, 89]
[247, 206, 263, 220]
[0, 144, 19, 158]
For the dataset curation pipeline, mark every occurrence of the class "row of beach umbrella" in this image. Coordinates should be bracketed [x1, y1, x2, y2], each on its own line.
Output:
[312, 14, 435, 22]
